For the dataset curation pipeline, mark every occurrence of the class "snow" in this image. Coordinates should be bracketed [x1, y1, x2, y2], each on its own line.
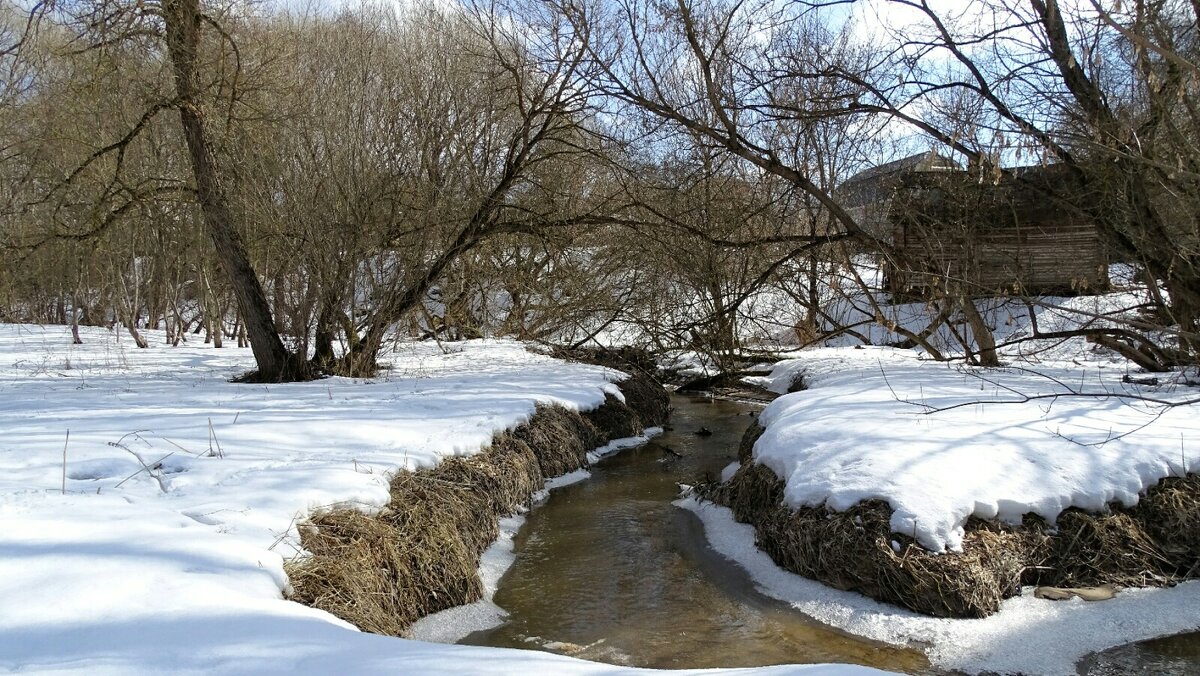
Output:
[742, 293, 1200, 552]
[0, 323, 880, 675]
[9, 291, 1196, 676]
[708, 284, 1200, 669]
[679, 497, 1200, 675]
[588, 427, 663, 463]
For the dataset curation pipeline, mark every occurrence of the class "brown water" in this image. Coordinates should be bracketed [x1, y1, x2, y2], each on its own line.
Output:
[1080, 631, 1200, 675]
[461, 394, 931, 672]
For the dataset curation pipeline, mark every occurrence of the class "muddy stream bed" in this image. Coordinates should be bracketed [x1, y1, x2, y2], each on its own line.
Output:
[460, 394, 1200, 674]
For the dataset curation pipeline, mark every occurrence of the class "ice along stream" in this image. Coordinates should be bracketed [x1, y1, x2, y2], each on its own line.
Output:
[459, 394, 929, 672]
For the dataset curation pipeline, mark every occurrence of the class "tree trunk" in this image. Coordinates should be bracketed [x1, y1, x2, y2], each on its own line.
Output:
[163, 0, 301, 381]
[311, 293, 339, 367]
[234, 314, 248, 348]
[1033, 0, 1199, 360]
[958, 294, 1000, 367]
[208, 302, 224, 347]
[126, 322, 149, 349]
[117, 298, 148, 349]
[70, 292, 83, 345]
[1162, 272, 1200, 356]
[170, 300, 189, 346]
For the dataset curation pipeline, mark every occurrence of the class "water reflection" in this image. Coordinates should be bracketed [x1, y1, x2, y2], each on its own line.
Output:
[1081, 631, 1200, 675]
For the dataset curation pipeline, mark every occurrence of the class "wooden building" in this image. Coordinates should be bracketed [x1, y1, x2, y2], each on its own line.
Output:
[837, 151, 960, 240]
[839, 155, 1109, 296]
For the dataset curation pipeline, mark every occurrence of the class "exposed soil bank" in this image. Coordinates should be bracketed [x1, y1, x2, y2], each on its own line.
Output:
[709, 422, 1200, 618]
[286, 371, 669, 635]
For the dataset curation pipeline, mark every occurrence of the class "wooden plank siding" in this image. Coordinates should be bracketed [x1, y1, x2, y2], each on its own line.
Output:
[885, 169, 1109, 296]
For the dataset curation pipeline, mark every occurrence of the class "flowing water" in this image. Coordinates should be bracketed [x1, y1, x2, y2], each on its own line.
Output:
[461, 394, 930, 672]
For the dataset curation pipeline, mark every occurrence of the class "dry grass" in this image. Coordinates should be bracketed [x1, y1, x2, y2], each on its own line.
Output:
[582, 393, 642, 440]
[614, 373, 672, 429]
[286, 372, 670, 634]
[546, 346, 671, 428]
[736, 423, 765, 465]
[287, 503, 483, 635]
[1133, 474, 1200, 578]
[549, 345, 661, 377]
[709, 462, 1036, 618]
[708, 424, 1200, 618]
[1038, 509, 1173, 588]
[511, 406, 598, 477]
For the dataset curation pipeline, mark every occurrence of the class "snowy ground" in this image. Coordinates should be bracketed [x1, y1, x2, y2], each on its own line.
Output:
[0, 324, 879, 675]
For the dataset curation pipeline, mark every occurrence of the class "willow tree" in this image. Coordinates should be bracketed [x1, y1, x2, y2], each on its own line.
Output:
[161, 0, 304, 380]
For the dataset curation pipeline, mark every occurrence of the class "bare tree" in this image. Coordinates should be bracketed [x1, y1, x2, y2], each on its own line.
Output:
[161, 0, 304, 380]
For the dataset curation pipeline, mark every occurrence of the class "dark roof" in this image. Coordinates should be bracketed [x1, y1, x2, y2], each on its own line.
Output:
[835, 152, 961, 211]
[889, 163, 1095, 227]
[839, 151, 960, 190]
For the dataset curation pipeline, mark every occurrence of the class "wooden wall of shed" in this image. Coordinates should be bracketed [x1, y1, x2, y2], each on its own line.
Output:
[885, 173, 1109, 296]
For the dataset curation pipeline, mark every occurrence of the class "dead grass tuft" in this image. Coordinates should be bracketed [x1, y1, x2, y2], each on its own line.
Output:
[1132, 474, 1200, 577]
[511, 406, 599, 477]
[583, 393, 643, 440]
[736, 423, 765, 465]
[616, 373, 672, 429]
[548, 346, 662, 381]
[288, 503, 483, 635]
[708, 438, 1200, 619]
[709, 463, 1036, 617]
[1037, 509, 1173, 588]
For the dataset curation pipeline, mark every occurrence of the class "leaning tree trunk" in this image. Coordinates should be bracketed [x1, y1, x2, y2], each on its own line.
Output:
[163, 0, 298, 381]
[958, 293, 1000, 367]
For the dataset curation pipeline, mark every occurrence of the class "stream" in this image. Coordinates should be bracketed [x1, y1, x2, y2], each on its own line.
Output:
[461, 393, 1199, 674]
[461, 394, 929, 672]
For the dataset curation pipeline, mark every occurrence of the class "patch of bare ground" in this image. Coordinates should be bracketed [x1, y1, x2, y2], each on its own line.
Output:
[703, 422, 1200, 619]
[285, 372, 669, 635]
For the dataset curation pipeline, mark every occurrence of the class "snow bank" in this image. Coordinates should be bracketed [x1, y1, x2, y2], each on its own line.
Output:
[0, 324, 880, 674]
[746, 346, 1199, 552]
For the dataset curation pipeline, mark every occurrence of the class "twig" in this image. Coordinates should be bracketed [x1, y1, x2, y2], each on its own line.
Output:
[877, 359, 909, 406]
[922, 389, 1200, 416]
[114, 429, 153, 448]
[1049, 407, 1171, 448]
[61, 429, 69, 495]
[208, 418, 224, 458]
[881, 361, 1198, 449]
[913, 365, 1200, 415]
[147, 433, 198, 456]
[111, 448, 173, 493]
